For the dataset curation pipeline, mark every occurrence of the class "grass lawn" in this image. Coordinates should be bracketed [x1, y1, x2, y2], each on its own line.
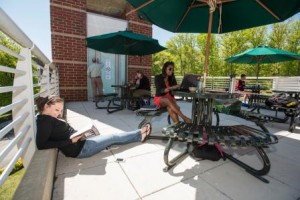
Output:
[0, 168, 25, 200]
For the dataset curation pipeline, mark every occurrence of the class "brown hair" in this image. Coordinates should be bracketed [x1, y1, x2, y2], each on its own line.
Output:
[36, 95, 64, 113]
[136, 70, 144, 75]
[162, 61, 176, 83]
[162, 61, 174, 77]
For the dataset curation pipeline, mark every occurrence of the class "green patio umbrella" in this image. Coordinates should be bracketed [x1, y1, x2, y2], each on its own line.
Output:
[225, 45, 300, 80]
[86, 30, 166, 56]
[126, 0, 300, 88]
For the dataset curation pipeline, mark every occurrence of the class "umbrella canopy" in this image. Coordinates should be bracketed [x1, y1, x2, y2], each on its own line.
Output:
[86, 30, 166, 56]
[226, 46, 300, 64]
[127, 0, 300, 34]
[225, 46, 300, 79]
[126, 0, 300, 87]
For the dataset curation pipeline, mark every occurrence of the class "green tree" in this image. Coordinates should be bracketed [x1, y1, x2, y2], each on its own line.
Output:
[152, 50, 174, 75]
[283, 19, 300, 76]
[165, 34, 200, 75]
[276, 20, 300, 76]
[268, 22, 290, 76]
[152, 18, 300, 78]
[220, 30, 248, 76]
[196, 34, 221, 76]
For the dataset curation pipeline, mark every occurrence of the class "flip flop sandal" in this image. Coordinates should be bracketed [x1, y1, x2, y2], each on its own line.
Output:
[141, 122, 152, 143]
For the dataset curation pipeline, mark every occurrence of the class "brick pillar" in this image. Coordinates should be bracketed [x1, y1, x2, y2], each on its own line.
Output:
[50, 0, 87, 101]
[125, 4, 153, 83]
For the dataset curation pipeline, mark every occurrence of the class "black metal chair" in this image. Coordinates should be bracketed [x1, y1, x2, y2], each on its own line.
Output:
[95, 93, 123, 113]
[135, 105, 171, 128]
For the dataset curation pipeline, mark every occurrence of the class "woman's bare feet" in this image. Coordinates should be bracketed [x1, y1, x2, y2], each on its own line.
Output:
[141, 123, 152, 142]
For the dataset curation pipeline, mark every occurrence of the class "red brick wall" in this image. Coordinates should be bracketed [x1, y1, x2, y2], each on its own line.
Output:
[125, 4, 153, 84]
[50, 0, 87, 101]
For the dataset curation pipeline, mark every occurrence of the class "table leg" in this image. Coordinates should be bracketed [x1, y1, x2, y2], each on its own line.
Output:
[163, 138, 189, 172]
[192, 98, 214, 126]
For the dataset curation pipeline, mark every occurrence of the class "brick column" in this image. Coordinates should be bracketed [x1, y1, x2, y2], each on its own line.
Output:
[125, 4, 153, 82]
[50, 0, 87, 101]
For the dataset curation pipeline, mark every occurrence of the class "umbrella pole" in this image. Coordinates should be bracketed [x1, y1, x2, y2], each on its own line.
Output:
[256, 63, 260, 83]
[203, 9, 214, 92]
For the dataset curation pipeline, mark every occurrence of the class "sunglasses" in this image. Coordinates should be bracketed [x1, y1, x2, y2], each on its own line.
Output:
[167, 67, 174, 72]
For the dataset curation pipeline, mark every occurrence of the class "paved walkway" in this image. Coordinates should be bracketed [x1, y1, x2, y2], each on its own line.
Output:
[53, 101, 300, 200]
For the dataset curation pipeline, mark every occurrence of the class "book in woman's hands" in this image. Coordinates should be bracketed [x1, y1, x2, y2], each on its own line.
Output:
[70, 120, 100, 139]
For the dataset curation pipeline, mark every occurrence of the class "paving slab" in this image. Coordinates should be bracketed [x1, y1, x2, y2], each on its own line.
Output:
[52, 101, 300, 200]
[53, 162, 139, 200]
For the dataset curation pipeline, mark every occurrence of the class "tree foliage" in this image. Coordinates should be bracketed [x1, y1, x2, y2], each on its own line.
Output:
[154, 18, 300, 78]
[0, 32, 20, 110]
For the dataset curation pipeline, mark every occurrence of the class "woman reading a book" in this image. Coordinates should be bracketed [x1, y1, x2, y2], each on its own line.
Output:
[154, 61, 192, 124]
[35, 95, 151, 158]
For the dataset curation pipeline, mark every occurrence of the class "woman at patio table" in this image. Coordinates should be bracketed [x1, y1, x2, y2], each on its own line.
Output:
[235, 74, 249, 103]
[35, 95, 151, 158]
[154, 61, 192, 124]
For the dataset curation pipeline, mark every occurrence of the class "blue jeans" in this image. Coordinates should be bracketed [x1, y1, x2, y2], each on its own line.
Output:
[77, 129, 142, 158]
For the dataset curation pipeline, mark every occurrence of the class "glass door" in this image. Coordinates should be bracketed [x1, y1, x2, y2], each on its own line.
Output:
[87, 50, 126, 100]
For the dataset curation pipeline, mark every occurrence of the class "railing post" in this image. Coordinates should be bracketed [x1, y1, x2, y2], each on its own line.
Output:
[12, 47, 36, 167]
[41, 64, 50, 96]
[54, 70, 60, 95]
[51, 69, 59, 95]
[272, 77, 278, 91]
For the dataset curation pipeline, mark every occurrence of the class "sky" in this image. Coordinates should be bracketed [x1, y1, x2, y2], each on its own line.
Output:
[0, 0, 299, 61]
[1, 0, 52, 59]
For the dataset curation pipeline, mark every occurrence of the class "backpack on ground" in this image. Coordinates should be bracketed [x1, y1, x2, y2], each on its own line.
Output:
[189, 133, 225, 161]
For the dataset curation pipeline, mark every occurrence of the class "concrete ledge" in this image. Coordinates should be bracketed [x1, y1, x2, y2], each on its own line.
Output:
[13, 149, 57, 200]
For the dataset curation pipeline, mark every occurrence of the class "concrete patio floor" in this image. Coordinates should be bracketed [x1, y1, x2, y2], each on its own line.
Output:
[53, 100, 300, 200]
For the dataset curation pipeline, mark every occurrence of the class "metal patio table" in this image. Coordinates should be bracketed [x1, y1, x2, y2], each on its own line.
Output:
[156, 90, 278, 183]
[173, 90, 239, 126]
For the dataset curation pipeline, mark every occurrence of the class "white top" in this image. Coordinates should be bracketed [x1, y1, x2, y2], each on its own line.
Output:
[87, 62, 103, 78]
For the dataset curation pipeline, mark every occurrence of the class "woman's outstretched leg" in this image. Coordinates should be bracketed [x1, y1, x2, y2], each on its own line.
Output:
[77, 125, 151, 158]
[160, 97, 191, 124]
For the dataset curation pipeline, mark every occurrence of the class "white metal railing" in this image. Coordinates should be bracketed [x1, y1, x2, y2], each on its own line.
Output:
[150, 76, 277, 96]
[0, 8, 59, 186]
[272, 76, 300, 92]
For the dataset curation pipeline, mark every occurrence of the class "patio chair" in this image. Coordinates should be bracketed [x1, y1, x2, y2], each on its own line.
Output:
[135, 105, 171, 129]
[95, 93, 123, 113]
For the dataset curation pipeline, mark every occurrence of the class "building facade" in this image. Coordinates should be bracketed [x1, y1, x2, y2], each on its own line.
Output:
[50, 0, 152, 101]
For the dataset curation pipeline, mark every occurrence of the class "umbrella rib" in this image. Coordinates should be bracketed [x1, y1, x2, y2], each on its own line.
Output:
[175, 0, 197, 31]
[196, 0, 236, 5]
[126, 0, 155, 16]
[256, 0, 280, 20]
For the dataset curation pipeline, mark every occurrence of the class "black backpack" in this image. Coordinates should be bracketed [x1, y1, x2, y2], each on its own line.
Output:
[189, 133, 225, 161]
[190, 143, 225, 161]
[265, 93, 298, 108]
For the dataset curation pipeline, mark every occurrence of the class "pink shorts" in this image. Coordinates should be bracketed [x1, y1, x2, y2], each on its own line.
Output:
[154, 93, 175, 108]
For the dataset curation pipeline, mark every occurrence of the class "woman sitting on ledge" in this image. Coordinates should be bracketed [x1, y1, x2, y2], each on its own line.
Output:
[154, 61, 192, 124]
[35, 95, 151, 158]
